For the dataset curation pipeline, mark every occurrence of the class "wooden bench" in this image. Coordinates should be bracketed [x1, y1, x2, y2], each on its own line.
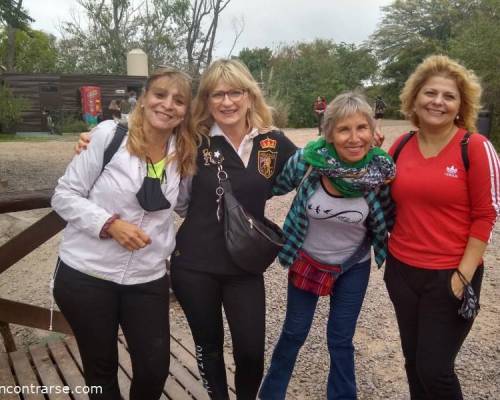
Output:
[0, 190, 237, 399]
[0, 326, 237, 400]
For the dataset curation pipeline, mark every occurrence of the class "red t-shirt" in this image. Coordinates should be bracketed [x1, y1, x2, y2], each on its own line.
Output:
[388, 129, 500, 269]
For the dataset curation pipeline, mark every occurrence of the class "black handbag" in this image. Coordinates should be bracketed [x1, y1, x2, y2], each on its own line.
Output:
[213, 152, 285, 274]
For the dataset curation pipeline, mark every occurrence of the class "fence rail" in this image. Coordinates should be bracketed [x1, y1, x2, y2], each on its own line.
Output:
[0, 188, 67, 351]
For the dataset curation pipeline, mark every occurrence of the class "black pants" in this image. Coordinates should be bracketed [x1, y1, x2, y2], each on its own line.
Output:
[171, 267, 265, 400]
[53, 261, 170, 400]
[384, 252, 483, 400]
[317, 113, 324, 134]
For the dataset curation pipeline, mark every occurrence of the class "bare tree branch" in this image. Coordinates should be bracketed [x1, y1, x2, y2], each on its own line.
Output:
[227, 15, 244, 58]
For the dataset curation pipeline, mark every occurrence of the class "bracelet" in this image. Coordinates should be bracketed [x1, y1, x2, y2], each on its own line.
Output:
[99, 214, 120, 239]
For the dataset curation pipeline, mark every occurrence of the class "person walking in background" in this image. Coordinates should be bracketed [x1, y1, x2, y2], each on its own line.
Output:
[108, 99, 121, 121]
[128, 90, 138, 110]
[313, 96, 327, 135]
[259, 92, 395, 400]
[385, 55, 500, 400]
[374, 95, 386, 119]
[52, 67, 198, 400]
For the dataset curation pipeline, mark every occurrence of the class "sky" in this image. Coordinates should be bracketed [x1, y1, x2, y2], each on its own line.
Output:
[23, 0, 393, 57]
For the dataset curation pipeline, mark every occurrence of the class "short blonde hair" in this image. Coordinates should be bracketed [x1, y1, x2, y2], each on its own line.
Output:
[400, 55, 482, 132]
[191, 59, 273, 136]
[127, 67, 198, 177]
[323, 91, 375, 140]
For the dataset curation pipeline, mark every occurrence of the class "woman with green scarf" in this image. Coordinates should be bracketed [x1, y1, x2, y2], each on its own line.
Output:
[259, 92, 395, 400]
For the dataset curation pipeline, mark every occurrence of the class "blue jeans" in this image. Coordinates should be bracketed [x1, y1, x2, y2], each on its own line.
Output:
[259, 259, 371, 400]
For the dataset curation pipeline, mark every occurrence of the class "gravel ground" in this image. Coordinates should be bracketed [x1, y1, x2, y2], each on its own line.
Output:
[0, 121, 499, 399]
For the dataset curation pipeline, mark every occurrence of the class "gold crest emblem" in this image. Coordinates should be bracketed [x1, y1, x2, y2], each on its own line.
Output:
[258, 150, 277, 179]
[260, 137, 277, 149]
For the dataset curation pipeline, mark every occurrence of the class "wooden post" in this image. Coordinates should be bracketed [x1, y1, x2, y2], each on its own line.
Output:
[0, 321, 16, 352]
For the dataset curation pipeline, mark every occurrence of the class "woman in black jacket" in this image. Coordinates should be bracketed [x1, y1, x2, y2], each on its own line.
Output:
[171, 59, 297, 400]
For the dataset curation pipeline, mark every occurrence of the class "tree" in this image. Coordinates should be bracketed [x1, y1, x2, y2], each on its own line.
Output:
[449, 0, 500, 147]
[57, 0, 234, 75]
[238, 47, 272, 86]
[369, 0, 475, 64]
[0, 0, 33, 71]
[58, 0, 143, 73]
[0, 0, 32, 29]
[366, 0, 483, 117]
[0, 28, 57, 72]
[182, 0, 231, 79]
[251, 40, 377, 128]
[138, 0, 190, 70]
[58, 0, 191, 74]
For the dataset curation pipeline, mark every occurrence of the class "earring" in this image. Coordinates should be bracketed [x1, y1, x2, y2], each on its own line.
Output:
[455, 114, 460, 120]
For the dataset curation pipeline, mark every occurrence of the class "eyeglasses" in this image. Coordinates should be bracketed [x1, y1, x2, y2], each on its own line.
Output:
[209, 89, 246, 103]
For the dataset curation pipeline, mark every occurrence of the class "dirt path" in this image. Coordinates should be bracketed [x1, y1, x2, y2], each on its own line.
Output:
[0, 121, 498, 399]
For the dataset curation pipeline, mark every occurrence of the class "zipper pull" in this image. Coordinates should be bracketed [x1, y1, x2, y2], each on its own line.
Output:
[249, 218, 253, 229]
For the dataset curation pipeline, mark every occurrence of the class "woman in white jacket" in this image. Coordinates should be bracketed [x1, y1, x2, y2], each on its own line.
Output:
[51, 68, 198, 400]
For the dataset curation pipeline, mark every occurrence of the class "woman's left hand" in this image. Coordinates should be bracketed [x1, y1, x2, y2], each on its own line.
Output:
[450, 271, 465, 299]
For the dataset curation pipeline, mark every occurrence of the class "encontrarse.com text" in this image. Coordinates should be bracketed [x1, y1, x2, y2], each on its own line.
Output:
[0, 385, 102, 395]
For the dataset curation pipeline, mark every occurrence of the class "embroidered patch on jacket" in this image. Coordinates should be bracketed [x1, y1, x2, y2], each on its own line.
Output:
[202, 148, 212, 165]
[260, 137, 277, 150]
[258, 150, 277, 178]
[202, 148, 224, 165]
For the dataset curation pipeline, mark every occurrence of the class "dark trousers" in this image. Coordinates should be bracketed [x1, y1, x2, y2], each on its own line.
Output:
[316, 113, 324, 135]
[384, 252, 483, 400]
[53, 261, 171, 400]
[171, 267, 265, 400]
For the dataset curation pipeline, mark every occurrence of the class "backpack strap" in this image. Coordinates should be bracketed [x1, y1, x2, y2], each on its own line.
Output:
[392, 131, 416, 164]
[460, 131, 471, 172]
[102, 123, 127, 172]
[393, 130, 471, 172]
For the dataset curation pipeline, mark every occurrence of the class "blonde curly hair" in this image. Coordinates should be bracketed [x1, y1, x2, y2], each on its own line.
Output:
[400, 54, 482, 132]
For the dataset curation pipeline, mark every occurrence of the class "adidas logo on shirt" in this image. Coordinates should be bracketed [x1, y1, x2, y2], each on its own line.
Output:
[445, 165, 458, 178]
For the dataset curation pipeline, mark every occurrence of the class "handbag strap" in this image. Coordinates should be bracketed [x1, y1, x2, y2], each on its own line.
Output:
[455, 268, 471, 286]
[298, 165, 313, 189]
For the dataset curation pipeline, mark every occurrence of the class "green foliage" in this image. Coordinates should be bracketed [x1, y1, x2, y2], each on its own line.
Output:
[367, 0, 475, 118]
[449, 0, 500, 149]
[57, 0, 190, 74]
[263, 40, 377, 128]
[0, 0, 33, 30]
[369, 0, 473, 64]
[55, 114, 89, 134]
[238, 47, 273, 86]
[367, 0, 500, 150]
[0, 84, 26, 132]
[0, 28, 57, 72]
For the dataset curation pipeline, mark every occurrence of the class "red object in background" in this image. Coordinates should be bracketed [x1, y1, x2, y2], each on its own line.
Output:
[80, 86, 102, 126]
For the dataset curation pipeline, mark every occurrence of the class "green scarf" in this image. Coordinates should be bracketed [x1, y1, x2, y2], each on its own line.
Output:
[303, 137, 394, 197]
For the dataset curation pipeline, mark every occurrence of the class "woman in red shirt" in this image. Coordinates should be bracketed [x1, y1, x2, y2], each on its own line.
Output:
[385, 55, 500, 399]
